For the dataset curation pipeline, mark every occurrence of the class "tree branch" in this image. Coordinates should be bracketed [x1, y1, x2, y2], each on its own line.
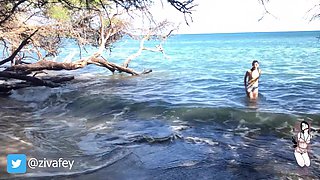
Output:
[0, 71, 58, 87]
[123, 35, 148, 68]
[258, 0, 277, 22]
[0, 0, 28, 26]
[0, 29, 38, 66]
[5, 60, 86, 72]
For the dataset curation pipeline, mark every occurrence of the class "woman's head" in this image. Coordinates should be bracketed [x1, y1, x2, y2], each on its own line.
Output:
[300, 121, 310, 132]
[252, 60, 259, 69]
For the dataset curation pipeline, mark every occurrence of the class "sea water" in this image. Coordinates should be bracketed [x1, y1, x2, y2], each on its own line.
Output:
[0, 31, 320, 179]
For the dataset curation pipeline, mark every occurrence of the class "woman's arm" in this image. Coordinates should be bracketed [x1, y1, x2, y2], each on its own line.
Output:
[244, 71, 248, 88]
[259, 68, 262, 77]
[306, 133, 311, 143]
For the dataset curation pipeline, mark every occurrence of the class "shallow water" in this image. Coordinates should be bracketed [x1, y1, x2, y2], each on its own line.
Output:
[1, 31, 320, 179]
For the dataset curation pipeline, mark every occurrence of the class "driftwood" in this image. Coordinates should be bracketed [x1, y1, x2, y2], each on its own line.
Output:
[0, 71, 57, 87]
[4, 58, 151, 76]
[0, 3, 176, 95]
[0, 72, 74, 93]
[0, 31, 163, 94]
[0, 83, 31, 94]
[5, 60, 86, 72]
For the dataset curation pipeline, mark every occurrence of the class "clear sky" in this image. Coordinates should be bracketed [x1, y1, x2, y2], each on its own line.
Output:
[151, 0, 320, 34]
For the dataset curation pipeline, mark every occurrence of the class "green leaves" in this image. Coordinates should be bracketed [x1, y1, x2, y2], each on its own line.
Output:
[48, 5, 70, 22]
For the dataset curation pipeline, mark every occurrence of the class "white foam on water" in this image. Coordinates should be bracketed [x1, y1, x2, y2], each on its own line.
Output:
[77, 133, 102, 155]
[112, 107, 130, 120]
[184, 136, 219, 146]
[0, 132, 33, 146]
[10, 86, 54, 102]
[89, 123, 112, 131]
[170, 125, 191, 132]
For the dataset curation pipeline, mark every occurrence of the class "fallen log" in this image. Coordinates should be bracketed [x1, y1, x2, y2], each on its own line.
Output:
[5, 60, 85, 72]
[0, 71, 58, 87]
[0, 73, 74, 94]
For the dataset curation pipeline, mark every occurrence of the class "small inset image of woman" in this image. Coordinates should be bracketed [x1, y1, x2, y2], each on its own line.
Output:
[292, 120, 312, 167]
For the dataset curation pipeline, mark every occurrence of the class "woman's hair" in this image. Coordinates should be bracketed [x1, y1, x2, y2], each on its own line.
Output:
[252, 60, 259, 66]
[251, 60, 259, 71]
[292, 120, 310, 148]
[300, 120, 310, 132]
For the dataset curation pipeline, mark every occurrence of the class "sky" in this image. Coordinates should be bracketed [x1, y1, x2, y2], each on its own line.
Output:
[150, 0, 320, 34]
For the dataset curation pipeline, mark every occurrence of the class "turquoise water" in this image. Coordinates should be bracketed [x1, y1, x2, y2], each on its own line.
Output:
[1, 31, 320, 179]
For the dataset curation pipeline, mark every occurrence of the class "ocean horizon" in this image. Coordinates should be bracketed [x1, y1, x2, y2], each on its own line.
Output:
[175, 29, 320, 35]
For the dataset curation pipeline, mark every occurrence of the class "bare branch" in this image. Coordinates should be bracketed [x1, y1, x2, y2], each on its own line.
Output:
[0, 29, 38, 66]
[258, 0, 278, 22]
[123, 35, 148, 68]
[306, 3, 320, 21]
[167, 0, 197, 25]
[0, 0, 28, 25]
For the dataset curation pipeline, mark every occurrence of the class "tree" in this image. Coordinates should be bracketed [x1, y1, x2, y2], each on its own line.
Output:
[258, 0, 320, 21]
[0, 0, 196, 94]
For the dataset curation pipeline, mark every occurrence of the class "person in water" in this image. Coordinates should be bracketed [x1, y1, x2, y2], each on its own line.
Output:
[293, 120, 312, 167]
[244, 60, 262, 100]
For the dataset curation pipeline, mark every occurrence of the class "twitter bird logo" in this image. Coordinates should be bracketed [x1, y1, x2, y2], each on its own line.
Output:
[11, 159, 22, 168]
[7, 154, 27, 174]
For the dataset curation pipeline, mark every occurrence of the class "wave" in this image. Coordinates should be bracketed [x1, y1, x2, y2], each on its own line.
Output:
[27, 90, 319, 130]
[2, 93, 320, 179]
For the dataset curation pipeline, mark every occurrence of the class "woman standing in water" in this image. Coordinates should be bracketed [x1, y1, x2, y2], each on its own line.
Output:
[244, 60, 262, 100]
[293, 121, 312, 167]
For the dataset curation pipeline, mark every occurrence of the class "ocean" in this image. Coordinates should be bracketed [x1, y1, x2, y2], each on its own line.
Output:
[1, 31, 320, 179]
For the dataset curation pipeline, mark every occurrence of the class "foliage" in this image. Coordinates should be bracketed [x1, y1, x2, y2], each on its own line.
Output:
[0, 0, 195, 63]
[47, 5, 70, 22]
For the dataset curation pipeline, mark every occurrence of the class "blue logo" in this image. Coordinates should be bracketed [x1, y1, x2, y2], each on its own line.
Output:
[7, 154, 27, 174]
